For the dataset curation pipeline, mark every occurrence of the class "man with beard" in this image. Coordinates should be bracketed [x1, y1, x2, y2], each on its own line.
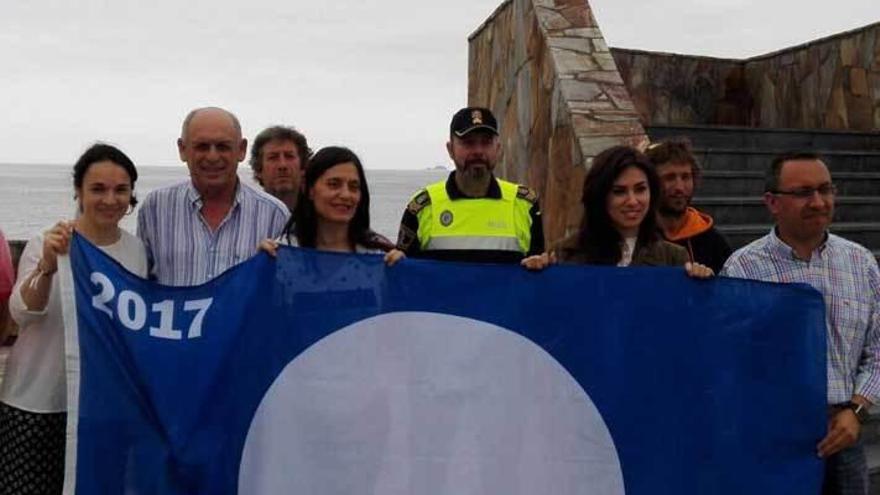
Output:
[249, 126, 312, 212]
[395, 107, 543, 263]
[722, 152, 880, 495]
[646, 138, 731, 273]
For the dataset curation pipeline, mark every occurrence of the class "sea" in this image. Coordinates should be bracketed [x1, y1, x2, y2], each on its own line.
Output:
[0, 163, 449, 242]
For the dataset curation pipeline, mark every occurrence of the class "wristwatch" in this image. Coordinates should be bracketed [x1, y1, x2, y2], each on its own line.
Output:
[843, 401, 870, 423]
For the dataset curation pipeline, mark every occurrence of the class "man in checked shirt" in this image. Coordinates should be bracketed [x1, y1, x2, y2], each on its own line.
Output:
[722, 152, 880, 495]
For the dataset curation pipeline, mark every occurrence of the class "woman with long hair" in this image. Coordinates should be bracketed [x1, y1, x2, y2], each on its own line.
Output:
[260, 146, 402, 262]
[0, 144, 148, 494]
[522, 145, 712, 276]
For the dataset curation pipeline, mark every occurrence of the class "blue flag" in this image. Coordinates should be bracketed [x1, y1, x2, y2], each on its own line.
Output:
[60, 233, 827, 494]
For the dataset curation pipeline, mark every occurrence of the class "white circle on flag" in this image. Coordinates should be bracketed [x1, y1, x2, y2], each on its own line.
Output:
[239, 312, 625, 494]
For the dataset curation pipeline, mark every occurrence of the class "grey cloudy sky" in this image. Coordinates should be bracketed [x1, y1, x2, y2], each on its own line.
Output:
[0, 0, 875, 169]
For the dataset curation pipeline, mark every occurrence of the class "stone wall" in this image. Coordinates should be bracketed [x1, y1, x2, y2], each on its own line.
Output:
[612, 21, 880, 130]
[612, 50, 752, 126]
[468, 0, 646, 244]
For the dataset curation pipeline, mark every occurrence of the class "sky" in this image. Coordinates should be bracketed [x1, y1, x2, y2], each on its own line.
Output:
[0, 0, 876, 169]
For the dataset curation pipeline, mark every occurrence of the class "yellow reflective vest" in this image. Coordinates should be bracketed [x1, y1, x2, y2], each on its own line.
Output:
[417, 179, 533, 254]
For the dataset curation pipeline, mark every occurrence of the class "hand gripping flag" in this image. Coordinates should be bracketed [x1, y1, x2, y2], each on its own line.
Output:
[59, 234, 827, 494]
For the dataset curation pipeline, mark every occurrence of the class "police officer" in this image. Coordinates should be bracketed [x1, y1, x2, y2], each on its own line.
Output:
[396, 107, 544, 263]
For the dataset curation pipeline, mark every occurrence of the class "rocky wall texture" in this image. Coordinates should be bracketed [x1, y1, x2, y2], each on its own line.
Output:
[612, 21, 880, 130]
[468, 0, 647, 245]
[612, 50, 751, 126]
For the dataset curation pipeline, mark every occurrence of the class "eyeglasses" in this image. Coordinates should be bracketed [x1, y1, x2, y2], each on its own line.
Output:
[771, 184, 837, 199]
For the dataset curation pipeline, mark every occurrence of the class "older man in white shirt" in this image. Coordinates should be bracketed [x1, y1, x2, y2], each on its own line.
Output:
[137, 107, 289, 286]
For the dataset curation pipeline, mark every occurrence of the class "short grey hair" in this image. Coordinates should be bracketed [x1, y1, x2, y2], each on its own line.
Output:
[180, 107, 242, 140]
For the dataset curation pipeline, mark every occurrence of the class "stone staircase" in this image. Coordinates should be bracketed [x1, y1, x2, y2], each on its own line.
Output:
[645, 125, 880, 260]
[648, 124, 880, 489]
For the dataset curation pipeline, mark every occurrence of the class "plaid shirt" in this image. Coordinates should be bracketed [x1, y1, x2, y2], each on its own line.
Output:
[721, 229, 880, 405]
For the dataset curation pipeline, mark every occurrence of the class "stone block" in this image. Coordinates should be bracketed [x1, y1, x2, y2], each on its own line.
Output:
[824, 85, 849, 129]
[570, 100, 616, 112]
[851, 67, 869, 96]
[759, 75, 778, 127]
[603, 84, 637, 111]
[547, 36, 593, 54]
[560, 163, 586, 239]
[541, 52, 556, 89]
[516, 61, 534, 134]
[592, 38, 608, 53]
[528, 126, 549, 190]
[550, 83, 565, 128]
[800, 71, 819, 127]
[576, 70, 624, 84]
[559, 79, 603, 101]
[870, 72, 880, 100]
[551, 48, 599, 74]
[845, 93, 873, 130]
[594, 53, 618, 71]
[554, 0, 586, 7]
[526, 7, 543, 59]
[818, 53, 837, 111]
[652, 91, 671, 124]
[560, 6, 595, 28]
[512, 2, 530, 69]
[535, 7, 572, 30]
[571, 114, 643, 136]
[859, 28, 876, 68]
[840, 38, 857, 66]
[544, 123, 577, 243]
[563, 28, 603, 38]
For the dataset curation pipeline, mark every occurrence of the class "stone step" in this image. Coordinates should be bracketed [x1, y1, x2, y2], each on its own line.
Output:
[647, 124, 880, 151]
[699, 170, 880, 197]
[694, 149, 880, 172]
[717, 222, 880, 251]
[693, 196, 880, 225]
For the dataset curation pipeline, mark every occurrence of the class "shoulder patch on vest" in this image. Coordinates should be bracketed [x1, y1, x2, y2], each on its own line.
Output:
[407, 190, 431, 215]
[516, 185, 538, 204]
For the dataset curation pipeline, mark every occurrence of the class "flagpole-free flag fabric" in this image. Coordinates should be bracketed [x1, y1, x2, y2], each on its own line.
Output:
[59, 234, 826, 494]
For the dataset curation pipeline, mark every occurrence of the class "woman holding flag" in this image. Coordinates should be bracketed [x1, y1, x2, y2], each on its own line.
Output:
[260, 146, 403, 263]
[0, 144, 148, 494]
[522, 145, 713, 277]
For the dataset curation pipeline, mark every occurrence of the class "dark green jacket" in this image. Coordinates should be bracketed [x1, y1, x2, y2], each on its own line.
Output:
[557, 237, 688, 267]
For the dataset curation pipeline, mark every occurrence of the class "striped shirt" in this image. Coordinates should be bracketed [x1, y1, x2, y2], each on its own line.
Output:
[721, 229, 880, 405]
[137, 180, 288, 286]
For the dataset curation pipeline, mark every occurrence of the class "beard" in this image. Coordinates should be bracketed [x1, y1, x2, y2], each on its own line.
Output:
[658, 196, 690, 217]
[459, 158, 493, 181]
[462, 166, 488, 181]
[453, 158, 495, 197]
